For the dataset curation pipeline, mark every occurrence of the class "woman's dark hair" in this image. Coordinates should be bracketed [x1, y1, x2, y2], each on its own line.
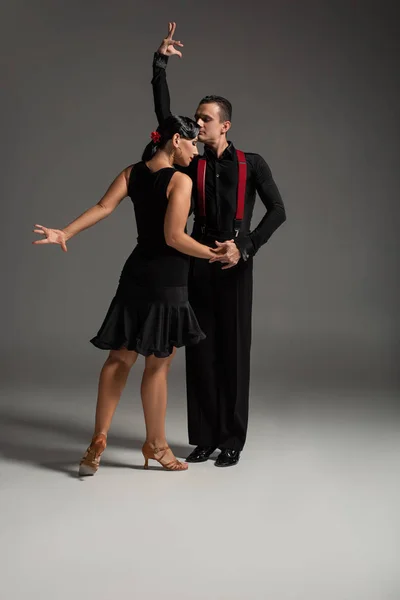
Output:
[142, 115, 200, 162]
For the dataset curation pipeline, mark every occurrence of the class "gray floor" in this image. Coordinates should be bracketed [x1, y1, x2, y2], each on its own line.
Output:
[1, 372, 399, 600]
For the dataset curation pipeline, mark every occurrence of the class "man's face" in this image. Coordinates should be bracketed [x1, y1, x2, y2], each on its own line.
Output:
[194, 103, 229, 144]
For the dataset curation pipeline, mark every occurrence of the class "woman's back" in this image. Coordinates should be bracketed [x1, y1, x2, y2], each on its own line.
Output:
[128, 161, 179, 254]
[122, 161, 189, 287]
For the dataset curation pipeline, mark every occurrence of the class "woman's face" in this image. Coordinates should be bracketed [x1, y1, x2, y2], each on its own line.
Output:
[174, 137, 199, 167]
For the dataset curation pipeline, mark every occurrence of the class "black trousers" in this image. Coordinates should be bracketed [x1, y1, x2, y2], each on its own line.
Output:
[185, 250, 253, 452]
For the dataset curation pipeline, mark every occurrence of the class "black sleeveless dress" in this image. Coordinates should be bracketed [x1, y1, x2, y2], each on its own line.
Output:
[90, 162, 205, 357]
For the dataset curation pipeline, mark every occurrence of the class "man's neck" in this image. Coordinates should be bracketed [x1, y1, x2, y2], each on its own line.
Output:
[204, 137, 229, 159]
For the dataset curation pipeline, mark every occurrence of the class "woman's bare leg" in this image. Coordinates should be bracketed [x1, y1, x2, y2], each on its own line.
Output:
[140, 348, 187, 469]
[141, 349, 175, 445]
[93, 348, 138, 436]
[79, 348, 138, 475]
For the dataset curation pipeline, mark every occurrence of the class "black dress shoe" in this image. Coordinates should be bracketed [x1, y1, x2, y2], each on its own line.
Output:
[186, 445, 217, 463]
[215, 449, 241, 467]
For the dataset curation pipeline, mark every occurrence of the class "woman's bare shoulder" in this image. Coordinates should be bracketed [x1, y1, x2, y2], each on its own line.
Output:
[170, 170, 192, 187]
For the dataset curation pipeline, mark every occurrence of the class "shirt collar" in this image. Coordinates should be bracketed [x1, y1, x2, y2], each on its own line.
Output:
[203, 141, 235, 161]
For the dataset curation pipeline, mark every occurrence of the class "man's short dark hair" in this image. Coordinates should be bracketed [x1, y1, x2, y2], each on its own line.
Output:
[199, 95, 232, 122]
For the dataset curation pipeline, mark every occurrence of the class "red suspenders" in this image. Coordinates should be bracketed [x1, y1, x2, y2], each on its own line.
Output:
[236, 149, 247, 223]
[196, 149, 247, 237]
[197, 159, 207, 220]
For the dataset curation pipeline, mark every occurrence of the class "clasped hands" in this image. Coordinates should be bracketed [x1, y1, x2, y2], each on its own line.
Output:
[209, 239, 241, 269]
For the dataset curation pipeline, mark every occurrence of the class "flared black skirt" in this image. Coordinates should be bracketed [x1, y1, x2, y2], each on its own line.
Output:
[90, 282, 205, 358]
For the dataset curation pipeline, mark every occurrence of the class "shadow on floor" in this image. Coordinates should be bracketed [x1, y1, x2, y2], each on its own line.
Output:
[0, 410, 194, 478]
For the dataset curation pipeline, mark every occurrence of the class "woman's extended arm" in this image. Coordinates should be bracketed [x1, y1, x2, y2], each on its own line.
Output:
[32, 167, 131, 251]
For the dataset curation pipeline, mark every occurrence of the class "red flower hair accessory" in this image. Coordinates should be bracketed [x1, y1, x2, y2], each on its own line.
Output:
[151, 131, 161, 144]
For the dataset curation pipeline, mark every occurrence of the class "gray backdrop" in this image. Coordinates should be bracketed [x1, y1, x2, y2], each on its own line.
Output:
[1, 3, 400, 599]
[1, 0, 399, 393]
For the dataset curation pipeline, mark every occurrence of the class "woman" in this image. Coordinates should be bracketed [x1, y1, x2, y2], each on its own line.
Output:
[33, 115, 220, 474]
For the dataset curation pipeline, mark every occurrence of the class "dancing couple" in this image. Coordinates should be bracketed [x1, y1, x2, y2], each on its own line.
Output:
[33, 23, 286, 474]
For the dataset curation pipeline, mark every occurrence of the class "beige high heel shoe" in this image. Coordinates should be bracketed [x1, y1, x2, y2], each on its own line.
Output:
[79, 433, 107, 476]
[142, 442, 188, 471]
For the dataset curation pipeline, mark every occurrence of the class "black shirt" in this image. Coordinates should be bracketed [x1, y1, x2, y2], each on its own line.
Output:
[152, 53, 286, 260]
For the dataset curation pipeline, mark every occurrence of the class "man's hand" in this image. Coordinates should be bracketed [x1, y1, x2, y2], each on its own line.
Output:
[209, 240, 241, 270]
[157, 22, 184, 58]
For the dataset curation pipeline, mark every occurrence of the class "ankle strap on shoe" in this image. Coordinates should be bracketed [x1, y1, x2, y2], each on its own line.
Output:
[152, 445, 170, 454]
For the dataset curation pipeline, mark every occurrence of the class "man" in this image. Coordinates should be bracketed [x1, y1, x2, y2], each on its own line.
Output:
[152, 23, 286, 467]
